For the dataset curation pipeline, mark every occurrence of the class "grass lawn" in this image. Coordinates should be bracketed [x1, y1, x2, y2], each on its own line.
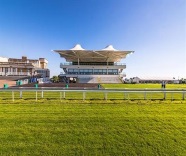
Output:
[0, 100, 186, 155]
[102, 83, 186, 89]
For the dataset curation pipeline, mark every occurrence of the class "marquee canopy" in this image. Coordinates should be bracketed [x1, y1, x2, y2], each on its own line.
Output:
[53, 44, 134, 62]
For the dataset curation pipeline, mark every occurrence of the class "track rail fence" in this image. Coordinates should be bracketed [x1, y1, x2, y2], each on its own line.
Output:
[0, 88, 186, 101]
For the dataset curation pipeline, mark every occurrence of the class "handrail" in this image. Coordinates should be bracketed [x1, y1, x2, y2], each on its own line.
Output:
[0, 88, 185, 92]
[0, 72, 31, 76]
[60, 63, 126, 66]
[0, 88, 185, 101]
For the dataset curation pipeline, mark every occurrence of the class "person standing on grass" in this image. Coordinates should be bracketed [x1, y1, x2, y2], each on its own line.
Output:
[161, 81, 164, 88]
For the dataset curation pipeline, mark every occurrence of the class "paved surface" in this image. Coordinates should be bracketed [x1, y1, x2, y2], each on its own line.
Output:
[0, 80, 16, 87]
[9, 82, 103, 90]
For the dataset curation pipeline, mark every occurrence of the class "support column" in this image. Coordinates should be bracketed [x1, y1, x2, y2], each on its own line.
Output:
[16, 68, 18, 75]
[0, 67, 2, 75]
[9, 67, 12, 75]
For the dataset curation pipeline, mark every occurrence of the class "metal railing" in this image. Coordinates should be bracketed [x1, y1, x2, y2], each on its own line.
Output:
[60, 62, 126, 66]
[0, 62, 33, 65]
[0, 88, 185, 102]
[0, 72, 31, 76]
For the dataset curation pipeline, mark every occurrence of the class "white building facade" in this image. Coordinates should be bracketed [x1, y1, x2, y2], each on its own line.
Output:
[54, 44, 134, 83]
[0, 56, 50, 78]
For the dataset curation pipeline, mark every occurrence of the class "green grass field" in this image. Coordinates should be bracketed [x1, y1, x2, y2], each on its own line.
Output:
[0, 84, 186, 155]
[102, 83, 186, 89]
[0, 101, 186, 155]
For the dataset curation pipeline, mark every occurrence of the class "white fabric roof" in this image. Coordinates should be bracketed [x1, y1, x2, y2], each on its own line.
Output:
[70, 44, 85, 51]
[101, 45, 118, 51]
[53, 44, 134, 62]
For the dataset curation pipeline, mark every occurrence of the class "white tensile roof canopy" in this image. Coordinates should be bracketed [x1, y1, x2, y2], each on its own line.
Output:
[53, 44, 134, 62]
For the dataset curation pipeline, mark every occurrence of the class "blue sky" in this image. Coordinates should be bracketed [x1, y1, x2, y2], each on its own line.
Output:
[0, 0, 185, 78]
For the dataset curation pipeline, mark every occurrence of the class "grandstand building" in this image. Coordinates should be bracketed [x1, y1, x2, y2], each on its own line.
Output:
[0, 56, 50, 78]
[53, 44, 134, 83]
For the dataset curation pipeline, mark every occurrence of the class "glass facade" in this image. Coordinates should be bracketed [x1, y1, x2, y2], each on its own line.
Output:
[67, 69, 118, 75]
[68, 69, 79, 74]
[72, 62, 114, 65]
[108, 69, 118, 75]
[94, 69, 107, 75]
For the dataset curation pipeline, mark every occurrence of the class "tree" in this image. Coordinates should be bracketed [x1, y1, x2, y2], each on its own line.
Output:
[51, 76, 59, 83]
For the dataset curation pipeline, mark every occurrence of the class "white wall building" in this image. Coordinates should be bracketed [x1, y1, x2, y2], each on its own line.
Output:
[0, 56, 50, 78]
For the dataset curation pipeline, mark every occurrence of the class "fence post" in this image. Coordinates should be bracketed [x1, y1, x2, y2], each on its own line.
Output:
[60, 92, 62, 101]
[104, 92, 107, 100]
[36, 91, 37, 101]
[41, 90, 43, 98]
[63, 92, 65, 99]
[144, 89, 146, 100]
[12, 91, 14, 102]
[183, 91, 185, 100]
[124, 89, 126, 100]
[164, 90, 166, 100]
[171, 92, 173, 101]
[20, 91, 22, 99]
[83, 92, 86, 100]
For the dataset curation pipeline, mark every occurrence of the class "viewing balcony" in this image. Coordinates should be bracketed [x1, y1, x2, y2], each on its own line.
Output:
[0, 62, 41, 68]
[59, 71, 126, 76]
[60, 62, 126, 68]
[0, 72, 31, 76]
